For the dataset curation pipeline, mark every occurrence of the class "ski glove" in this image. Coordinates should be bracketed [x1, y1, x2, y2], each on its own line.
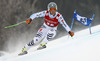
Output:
[68, 31, 74, 37]
[26, 18, 32, 24]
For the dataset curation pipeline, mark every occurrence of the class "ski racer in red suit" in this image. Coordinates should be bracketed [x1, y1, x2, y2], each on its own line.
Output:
[18, 2, 74, 55]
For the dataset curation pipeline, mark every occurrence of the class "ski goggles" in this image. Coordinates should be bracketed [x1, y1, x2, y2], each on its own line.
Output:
[50, 8, 56, 11]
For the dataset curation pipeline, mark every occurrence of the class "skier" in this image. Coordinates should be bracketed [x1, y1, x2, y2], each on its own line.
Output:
[18, 2, 74, 55]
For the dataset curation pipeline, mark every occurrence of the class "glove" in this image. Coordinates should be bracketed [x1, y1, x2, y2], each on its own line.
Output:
[26, 18, 32, 24]
[68, 31, 74, 37]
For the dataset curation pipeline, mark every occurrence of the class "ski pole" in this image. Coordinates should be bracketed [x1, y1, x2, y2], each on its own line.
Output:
[69, 10, 76, 39]
[71, 37, 74, 39]
[4, 21, 26, 28]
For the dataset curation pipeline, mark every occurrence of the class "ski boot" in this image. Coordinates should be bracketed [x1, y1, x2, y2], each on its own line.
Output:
[37, 43, 47, 50]
[18, 46, 28, 56]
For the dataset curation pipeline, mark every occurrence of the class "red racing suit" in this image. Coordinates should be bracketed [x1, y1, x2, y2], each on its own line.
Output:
[30, 10, 71, 32]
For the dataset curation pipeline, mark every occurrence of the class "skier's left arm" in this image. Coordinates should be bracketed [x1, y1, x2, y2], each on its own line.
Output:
[26, 10, 46, 24]
[58, 15, 74, 37]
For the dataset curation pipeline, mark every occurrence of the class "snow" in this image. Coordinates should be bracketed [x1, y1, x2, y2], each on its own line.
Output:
[0, 25, 100, 61]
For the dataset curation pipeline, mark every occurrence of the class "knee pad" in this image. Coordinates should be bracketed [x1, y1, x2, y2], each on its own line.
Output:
[27, 40, 34, 46]
[33, 37, 41, 44]
[27, 37, 40, 46]
[47, 30, 56, 40]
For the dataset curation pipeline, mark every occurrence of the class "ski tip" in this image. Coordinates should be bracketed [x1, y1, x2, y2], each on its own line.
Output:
[18, 51, 28, 56]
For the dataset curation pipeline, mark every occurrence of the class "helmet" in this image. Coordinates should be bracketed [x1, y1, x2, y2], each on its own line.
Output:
[47, 2, 57, 11]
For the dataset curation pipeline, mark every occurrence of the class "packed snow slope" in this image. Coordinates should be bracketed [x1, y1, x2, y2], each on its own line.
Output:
[0, 0, 100, 51]
[0, 25, 100, 61]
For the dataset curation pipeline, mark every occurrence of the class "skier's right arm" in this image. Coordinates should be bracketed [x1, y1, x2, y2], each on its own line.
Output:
[26, 10, 46, 24]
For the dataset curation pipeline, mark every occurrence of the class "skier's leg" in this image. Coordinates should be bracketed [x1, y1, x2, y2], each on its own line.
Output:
[26, 27, 48, 49]
[19, 26, 48, 55]
[37, 29, 56, 50]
